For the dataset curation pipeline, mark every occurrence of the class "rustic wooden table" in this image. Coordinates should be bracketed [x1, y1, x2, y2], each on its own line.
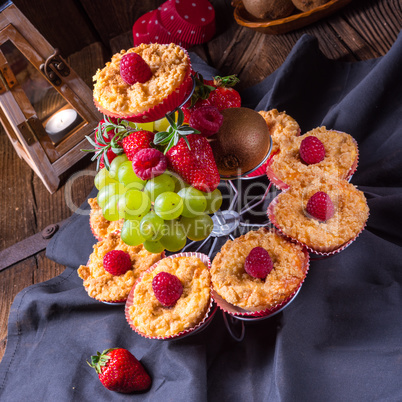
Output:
[0, 0, 401, 362]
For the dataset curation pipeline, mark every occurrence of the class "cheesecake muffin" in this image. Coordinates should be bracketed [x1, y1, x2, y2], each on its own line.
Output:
[268, 177, 369, 254]
[266, 126, 358, 190]
[258, 109, 300, 156]
[126, 253, 212, 338]
[210, 228, 309, 315]
[89, 197, 123, 241]
[78, 232, 164, 303]
[93, 43, 191, 122]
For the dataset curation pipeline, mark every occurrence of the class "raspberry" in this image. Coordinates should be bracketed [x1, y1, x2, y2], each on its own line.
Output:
[132, 148, 167, 180]
[103, 250, 132, 276]
[305, 191, 335, 222]
[244, 247, 273, 279]
[152, 271, 183, 307]
[189, 106, 223, 137]
[120, 53, 152, 85]
[299, 136, 325, 165]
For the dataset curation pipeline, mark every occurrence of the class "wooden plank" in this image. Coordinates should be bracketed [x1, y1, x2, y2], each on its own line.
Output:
[79, 0, 161, 50]
[10, 0, 98, 57]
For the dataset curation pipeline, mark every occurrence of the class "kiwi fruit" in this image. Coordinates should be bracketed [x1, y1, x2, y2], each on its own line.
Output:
[242, 0, 295, 20]
[291, 0, 330, 12]
[208, 107, 271, 177]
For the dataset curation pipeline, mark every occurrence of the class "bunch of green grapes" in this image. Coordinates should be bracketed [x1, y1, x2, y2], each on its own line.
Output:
[94, 154, 222, 254]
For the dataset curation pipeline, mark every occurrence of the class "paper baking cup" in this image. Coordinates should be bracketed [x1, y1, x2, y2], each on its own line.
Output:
[245, 151, 278, 179]
[132, 10, 155, 46]
[94, 67, 192, 123]
[147, 9, 191, 49]
[267, 192, 368, 256]
[212, 248, 309, 318]
[265, 156, 291, 191]
[159, 0, 215, 45]
[125, 252, 216, 340]
[345, 138, 359, 181]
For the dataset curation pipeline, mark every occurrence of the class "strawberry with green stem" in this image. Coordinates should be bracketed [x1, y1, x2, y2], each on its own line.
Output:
[181, 73, 241, 122]
[82, 116, 154, 170]
[154, 109, 220, 192]
[88, 348, 151, 393]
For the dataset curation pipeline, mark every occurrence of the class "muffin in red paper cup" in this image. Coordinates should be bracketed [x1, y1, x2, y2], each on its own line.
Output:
[267, 177, 369, 255]
[88, 198, 124, 241]
[210, 228, 309, 318]
[245, 109, 301, 180]
[132, 10, 155, 46]
[266, 126, 359, 190]
[125, 252, 215, 340]
[93, 43, 192, 123]
[159, 0, 216, 47]
[77, 232, 164, 303]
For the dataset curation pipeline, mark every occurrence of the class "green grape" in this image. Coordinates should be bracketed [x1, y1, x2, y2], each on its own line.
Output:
[160, 220, 187, 252]
[121, 219, 145, 246]
[165, 171, 187, 193]
[140, 212, 164, 241]
[178, 186, 207, 218]
[109, 154, 128, 179]
[102, 194, 120, 221]
[154, 192, 184, 220]
[203, 188, 223, 214]
[144, 173, 175, 202]
[118, 189, 151, 220]
[143, 239, 165, 254]
[181, 214, 214, 241]
[97, 182, 126, 209]
[117, 160, 146, 189]
[94, 168, 117, 190]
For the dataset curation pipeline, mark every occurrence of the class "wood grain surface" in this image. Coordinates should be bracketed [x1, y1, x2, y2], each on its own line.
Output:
[0, 0, 401, 362]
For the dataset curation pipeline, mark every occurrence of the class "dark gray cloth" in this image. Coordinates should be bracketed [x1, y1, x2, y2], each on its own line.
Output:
[1, 33, 402, 401]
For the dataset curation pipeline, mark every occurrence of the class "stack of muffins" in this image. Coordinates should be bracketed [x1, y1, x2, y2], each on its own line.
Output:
[263, 113, 369, 255]
[210, 110, 369, 318]
[81, 41, 369, 334]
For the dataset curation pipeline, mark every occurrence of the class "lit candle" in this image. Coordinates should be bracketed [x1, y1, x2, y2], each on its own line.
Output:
[45, 108, 78, 142]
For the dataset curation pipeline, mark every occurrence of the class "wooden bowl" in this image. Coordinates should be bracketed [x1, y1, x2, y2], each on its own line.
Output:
[232, 0, 353, 35]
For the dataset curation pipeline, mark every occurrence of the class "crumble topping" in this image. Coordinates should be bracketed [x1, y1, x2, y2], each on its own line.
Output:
[93, 43, 190, 116]
[78, 232, 163, 302]
[129, 256, 211, 337]
[211, 228, 308, 311]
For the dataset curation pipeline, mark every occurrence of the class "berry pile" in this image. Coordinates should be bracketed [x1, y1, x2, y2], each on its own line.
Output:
[90, 112, 223, 254]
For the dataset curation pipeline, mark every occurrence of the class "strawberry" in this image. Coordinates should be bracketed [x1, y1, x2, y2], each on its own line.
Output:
[244, 247, 273, 279]
[88, 348, 151, 393]
[181, 74, 241, 123]
[103, 250, 132, 276]
[208, 75, 241, 111]
[299, 136, 326, 165]
[166, 134, 220, 192]
[120, 53, 152, 85]
[305, 191, 335, 222]
[82, 118, 154, 170]
[122, 130, 155, 161]
[153, 110, 220, 192]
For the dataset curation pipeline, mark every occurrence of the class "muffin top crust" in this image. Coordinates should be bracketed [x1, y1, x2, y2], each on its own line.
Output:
[93, 43, 190, 116]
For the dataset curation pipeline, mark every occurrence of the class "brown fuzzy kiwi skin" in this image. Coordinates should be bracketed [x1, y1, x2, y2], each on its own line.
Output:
[291, 0, 330, 12]
[208, 108, 271, 177]
[242, 0, 295, 20]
